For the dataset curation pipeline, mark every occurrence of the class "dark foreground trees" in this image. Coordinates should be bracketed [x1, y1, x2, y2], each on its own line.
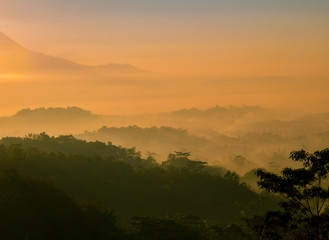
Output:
[0, 170, 255, 240]
[251, 148, 329, 240]
[0, 134, 279, 239]
[0, 170, 124, 240]
[0, 137, 277, 224]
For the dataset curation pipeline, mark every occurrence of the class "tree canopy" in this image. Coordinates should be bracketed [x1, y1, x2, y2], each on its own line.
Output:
[254, 148, 329, 240]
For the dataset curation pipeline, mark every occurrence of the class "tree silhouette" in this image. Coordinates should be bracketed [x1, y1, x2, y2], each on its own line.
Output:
[0, 170, 124, 240]
[256, 148, 329, 240]
[162, 151, 207, 172]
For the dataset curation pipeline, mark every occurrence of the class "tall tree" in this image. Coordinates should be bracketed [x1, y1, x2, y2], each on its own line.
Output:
[255, 148, 329, 240]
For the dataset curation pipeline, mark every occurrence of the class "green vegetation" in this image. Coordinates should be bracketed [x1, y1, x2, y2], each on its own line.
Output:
[2, 106, 329, 176]
[0, 133, 156, 169]
[249, 149, 329, 239]
[0, 170, 123, 240]
[4, 134, 329, 239]
[0, 133, 280, 239]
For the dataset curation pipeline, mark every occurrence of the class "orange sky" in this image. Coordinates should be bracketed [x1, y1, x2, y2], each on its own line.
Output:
[1, 0, 328, 77]
[0, 1, 329, 116]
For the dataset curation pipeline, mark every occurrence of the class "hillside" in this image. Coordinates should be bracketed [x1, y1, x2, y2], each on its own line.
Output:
[1, 105, 329, 174]
[0, 134, 278, 224]
[0, 32, 144, 75]
[0, 107, 103, 137]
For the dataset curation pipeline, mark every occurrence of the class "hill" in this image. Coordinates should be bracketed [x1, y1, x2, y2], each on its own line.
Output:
[0, 107, 103, 137]
[1, 105, 329, 174]
[0, 32, 144, 75]
[0, 134, 278, 224]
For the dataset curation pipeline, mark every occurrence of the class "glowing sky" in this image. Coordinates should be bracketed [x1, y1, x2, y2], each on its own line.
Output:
[1, 0, 328, 76]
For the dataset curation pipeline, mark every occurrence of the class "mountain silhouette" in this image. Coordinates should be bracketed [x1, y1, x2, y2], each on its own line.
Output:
[0, 107, 103, 137]
[0, 32, 27, 51]
[0, 32, 144, 74]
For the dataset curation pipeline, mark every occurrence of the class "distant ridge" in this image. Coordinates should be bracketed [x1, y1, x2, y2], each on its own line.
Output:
[15, 107, 94, 119]
[95, 63, 144, 73]
[0, 32, 145, 74]
[0, 106, 103, 137]
[0, 31, 27, 50]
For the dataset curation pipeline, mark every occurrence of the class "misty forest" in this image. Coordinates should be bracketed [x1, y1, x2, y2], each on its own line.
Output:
[1, 0, 329, 239]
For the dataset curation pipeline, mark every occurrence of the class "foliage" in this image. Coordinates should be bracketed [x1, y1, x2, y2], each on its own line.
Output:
[254, 148, 329, 239]
[0, 168, 255, 240]
[1, 133, 155, 169]
[162, 151, 208, 172]
[129, 215, 253, 240]
[130, 215, 207, 240]
[0, 170, 124, 240]
[0, 134, 277, 224]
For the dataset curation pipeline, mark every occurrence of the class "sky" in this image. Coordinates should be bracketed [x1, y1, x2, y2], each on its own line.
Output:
[1, 0, 329, 76]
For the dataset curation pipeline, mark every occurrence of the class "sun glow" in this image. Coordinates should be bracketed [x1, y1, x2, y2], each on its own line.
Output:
[0, 74, 25, 80]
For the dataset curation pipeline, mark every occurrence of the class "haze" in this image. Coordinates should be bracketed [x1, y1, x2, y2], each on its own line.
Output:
[2, 2, 329, 237]
[0, 0, 328, 115]
[1, 0, 329, 75]
[0, 0, 329, 173]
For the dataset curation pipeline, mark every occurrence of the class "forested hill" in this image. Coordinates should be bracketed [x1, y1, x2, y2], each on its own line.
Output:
[0, 134, 278, 224]
[0, 133, 155, 169]
[0, 107, 103, 137]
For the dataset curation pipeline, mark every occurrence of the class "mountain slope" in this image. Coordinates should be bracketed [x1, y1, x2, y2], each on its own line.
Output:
[0, 107, 103, 137]
[0, 32, 27, 51]
[0, 32, 143, 74]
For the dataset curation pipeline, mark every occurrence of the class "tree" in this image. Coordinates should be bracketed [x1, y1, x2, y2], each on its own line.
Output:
[130, 215, 207, 240]
[0, 169, 124, 240]
[255, 148, 329, 240]
[224, 170, 240, 183]
[246, 211, 290, 240]
[162, 151, 207, 172]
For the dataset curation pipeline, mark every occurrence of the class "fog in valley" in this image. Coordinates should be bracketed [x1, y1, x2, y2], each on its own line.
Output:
[1, 105, 329, 180]
[1, 32, 329, 176]
[1, 1, 329, 237]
